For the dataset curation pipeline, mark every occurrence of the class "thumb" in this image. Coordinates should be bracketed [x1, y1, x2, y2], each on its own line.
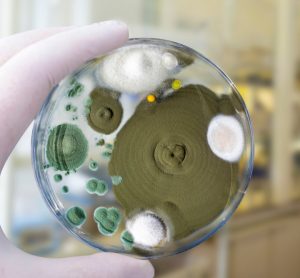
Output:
[0, 20, 128, 169]
[37, 253, 155, 278]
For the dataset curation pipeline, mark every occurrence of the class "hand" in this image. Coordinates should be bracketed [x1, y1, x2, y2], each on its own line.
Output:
[0, 21, 154, 278]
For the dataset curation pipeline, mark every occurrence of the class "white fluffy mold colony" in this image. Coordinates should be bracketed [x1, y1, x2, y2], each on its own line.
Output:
[207, 114, 245, 162]
[126, 211, 170, 249]
[98, 46, 179, 94]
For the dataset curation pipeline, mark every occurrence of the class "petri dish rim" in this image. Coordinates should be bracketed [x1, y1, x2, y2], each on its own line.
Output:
[32, 37, 254, 259]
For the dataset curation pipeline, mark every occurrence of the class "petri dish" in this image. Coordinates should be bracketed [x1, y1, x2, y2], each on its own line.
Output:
[32, 38, 254, 258]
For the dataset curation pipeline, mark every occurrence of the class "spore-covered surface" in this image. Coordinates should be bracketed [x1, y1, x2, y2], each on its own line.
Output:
[32, 38, 253, 258]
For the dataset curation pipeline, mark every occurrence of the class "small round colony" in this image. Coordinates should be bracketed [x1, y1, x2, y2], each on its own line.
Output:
[102, 151, 112, 159]
[146, 94, 156, 103]
[86, 178, 108, 196]
[207, 114, 245, 162]
[126, 211, 168, 248]
[66, 206, 86, 226]
[62, 185, 69, 193]
[54, 174, 62, 182]
[89, 160, 99, 171]
[111, 175, 122, 186]
[97, 138, 105, 146]
[171, 79, 182, 90]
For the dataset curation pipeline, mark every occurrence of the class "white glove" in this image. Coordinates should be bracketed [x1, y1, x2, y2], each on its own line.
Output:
[0, 20, 154, 278]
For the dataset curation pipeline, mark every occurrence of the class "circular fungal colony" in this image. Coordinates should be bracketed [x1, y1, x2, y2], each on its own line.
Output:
[33, 39, 253, 257]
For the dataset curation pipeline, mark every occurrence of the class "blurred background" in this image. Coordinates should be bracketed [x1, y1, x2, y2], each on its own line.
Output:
[0, 0, 299, 277]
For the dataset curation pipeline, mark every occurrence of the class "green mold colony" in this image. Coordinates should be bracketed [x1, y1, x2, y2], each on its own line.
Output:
[105, 143, 113, 150]
[86, 179, 108, 196]
[46, 124, 88, 172]
[93, 207, 121, 236]
[120, 230, 134, 250]
[89, 160, 99, 171]
[65, 104, 72, 111]
[67, 78, 84, 97]
[66, 206, 86, 226]
[102, 151, 112, 158]
[62, 185, 69, 193]
[65, 104, 77, 112]
[111, 175, 122, 186]
[54, 174, 62, 182]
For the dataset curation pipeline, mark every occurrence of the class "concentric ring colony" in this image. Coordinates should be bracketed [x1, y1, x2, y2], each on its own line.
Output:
[42, 41, 247, 253]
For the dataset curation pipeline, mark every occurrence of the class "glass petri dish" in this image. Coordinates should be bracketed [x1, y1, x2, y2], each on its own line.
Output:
[32, 38, 254, 259]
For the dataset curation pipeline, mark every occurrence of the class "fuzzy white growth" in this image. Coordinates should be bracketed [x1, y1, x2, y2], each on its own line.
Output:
[99, 47, 170, 94]
[162, 52, 178, 70]
[126, 212, 167, 248]
[207, 114, 245, 162]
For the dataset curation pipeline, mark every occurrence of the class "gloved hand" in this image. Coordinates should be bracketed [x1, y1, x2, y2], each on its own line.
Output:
[0, 20, 154, 278]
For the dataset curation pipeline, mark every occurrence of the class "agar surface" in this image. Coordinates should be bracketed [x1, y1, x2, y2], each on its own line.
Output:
[85, 97, 93, 106]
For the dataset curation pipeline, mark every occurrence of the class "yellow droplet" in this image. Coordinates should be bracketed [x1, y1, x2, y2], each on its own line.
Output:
[172, 79, 182, 90]
[147, 94, 156, 103]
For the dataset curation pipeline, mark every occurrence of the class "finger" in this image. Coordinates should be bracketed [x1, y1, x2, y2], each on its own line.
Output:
[0, 229, 154, 278]
[0, 27, 73, 66]
[36, 253, 155, 278]
[0, 20, 128, 168]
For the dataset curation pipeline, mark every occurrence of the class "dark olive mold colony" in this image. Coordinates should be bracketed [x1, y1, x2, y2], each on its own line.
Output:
[44, 50, 240, 250]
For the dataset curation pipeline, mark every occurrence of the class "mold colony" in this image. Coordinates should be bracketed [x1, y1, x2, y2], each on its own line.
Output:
[46, 124, 88, 172]
[41, 40, 248, 254]
[87, 88, 123, 134]
[108, 84, 240, 240]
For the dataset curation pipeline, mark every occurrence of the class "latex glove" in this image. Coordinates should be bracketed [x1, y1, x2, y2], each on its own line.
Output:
[0, 21, 154, 278]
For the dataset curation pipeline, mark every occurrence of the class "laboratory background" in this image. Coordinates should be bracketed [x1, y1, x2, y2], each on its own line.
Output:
[0, 0, 299, 277]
